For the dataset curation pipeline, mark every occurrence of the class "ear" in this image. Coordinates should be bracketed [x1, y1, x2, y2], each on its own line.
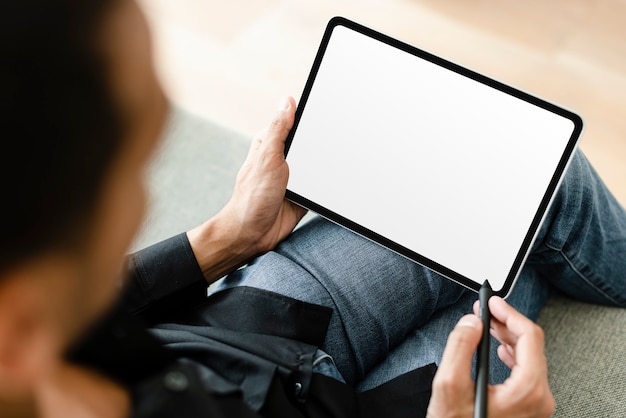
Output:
[0, 273, 52, 396]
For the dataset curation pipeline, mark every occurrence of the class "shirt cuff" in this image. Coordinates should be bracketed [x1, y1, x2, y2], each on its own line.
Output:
[128, 233, 207, 310]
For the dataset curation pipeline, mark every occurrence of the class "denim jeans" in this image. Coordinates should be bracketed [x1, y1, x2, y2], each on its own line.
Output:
[214, 149, 626, 390]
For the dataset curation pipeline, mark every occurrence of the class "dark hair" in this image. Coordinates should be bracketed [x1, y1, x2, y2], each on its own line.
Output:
[0, 0, 125, 272]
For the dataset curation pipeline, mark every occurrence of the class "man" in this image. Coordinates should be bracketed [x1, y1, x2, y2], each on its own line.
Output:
[0, 0, 624, 417]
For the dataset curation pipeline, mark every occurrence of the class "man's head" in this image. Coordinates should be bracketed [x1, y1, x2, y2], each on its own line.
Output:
[0, 0, 167, 402]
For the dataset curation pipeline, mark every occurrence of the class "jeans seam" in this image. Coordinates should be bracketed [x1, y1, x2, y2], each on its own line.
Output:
[546, 243, 621, 306]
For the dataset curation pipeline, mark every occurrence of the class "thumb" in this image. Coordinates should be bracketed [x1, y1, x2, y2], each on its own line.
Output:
[436, 314, 483, 385]
[264, 96, 295, 154]
[428, 314, 483, 417]
[248, 96, 295, 157]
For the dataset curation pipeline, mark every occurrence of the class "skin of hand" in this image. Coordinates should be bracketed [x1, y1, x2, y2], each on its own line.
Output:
[426, 296, 555, 418]
[187, 96, 307, 283]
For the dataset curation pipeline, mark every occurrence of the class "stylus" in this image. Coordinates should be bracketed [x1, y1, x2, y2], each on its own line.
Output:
[474, 280, 492, 418]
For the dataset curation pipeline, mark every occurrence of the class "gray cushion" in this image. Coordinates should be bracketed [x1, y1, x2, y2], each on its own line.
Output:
[537, 295, 626, 417]
[136, 104, 626, 417]
[132, 104, 250, 251]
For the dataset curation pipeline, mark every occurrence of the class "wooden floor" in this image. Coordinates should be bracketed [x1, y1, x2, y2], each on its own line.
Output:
[138, 0, 626, 205]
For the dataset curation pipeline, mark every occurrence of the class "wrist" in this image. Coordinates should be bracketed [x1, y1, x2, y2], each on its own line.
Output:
[186, 210, 260, 284]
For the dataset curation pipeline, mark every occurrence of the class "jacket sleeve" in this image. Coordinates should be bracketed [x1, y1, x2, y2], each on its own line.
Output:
[121, 233, 210, 322]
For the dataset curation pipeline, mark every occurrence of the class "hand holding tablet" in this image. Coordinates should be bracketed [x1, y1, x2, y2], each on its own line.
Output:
[285, 17, 582, 297]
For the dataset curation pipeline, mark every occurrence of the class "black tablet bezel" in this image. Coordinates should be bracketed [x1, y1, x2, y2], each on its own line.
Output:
[284, 16, 583, 297]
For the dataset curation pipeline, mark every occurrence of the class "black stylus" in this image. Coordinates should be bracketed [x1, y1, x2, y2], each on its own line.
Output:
[474, 280, 492, 418]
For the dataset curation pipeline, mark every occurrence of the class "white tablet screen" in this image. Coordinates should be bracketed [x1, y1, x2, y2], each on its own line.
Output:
[285, 17, 582, 296]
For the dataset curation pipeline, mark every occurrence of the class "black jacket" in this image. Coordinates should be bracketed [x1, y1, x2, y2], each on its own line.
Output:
[67, 233, 436, 417]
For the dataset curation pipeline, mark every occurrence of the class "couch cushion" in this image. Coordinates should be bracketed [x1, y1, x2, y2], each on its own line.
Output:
[132, 104, 250, 251]
[537, 294, 626, 417]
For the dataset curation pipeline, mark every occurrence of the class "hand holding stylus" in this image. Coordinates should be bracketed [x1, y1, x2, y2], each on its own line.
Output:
[426, 296, 555, 418]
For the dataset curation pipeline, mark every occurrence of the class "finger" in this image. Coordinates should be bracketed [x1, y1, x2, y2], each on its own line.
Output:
[286, 200, 308, 222]
[497, 343, 515, 369]
[262, 96, 296, 155]
[489, 316, 517, 348]
[489, 297, 530, 337]
[487, 299, 554, 417]
[473, 298, 516, 348]
[248, 96, 296, 154]
[473, 298, 517, 369]
[489, 297, 546, 369]
[435, 314, 483, 387]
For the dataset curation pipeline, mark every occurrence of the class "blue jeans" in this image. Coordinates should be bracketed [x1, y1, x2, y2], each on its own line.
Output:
[214, 149, 626, 389]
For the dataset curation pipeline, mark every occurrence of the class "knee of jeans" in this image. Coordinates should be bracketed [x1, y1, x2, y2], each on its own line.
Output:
[534, 150, 594, 253]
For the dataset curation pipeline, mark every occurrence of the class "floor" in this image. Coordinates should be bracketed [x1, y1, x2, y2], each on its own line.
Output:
[137, 0, 626, 205]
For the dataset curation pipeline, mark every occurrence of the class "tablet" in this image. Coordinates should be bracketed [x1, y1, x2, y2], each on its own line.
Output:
[284, 17, 583, 297]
